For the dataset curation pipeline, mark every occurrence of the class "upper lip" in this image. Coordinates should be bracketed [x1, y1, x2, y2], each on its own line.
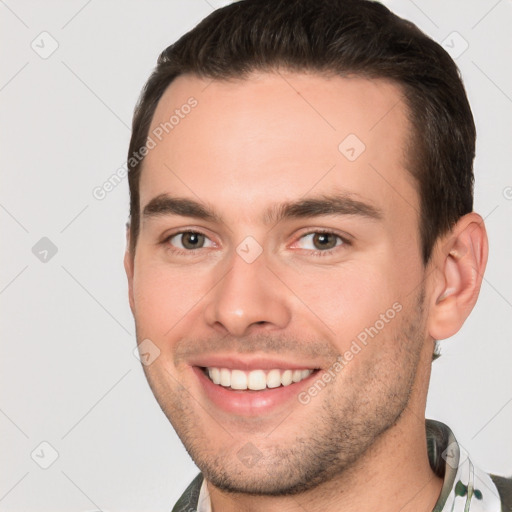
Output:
[188, 354, 322, 371]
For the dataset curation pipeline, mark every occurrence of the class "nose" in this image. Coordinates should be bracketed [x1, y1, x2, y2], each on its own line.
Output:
[203, 250, 292, 337]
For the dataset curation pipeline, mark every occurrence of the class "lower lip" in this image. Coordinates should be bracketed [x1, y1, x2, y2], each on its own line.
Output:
[192, 366, 320, 416]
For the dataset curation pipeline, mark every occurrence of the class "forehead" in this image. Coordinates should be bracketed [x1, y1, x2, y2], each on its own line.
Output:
[140, 71, 418, 224]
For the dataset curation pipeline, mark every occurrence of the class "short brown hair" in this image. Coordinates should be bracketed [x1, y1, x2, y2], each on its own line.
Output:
[128, 0, 468, 359]
[127, 0, 475, 268]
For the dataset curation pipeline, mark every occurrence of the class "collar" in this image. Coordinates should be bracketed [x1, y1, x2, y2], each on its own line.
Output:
[196, 419, 502, 512]
[428, 419, 501, 511]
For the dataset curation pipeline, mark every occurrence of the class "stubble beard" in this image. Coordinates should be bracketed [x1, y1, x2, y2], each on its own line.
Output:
[139, 291, 426, 496]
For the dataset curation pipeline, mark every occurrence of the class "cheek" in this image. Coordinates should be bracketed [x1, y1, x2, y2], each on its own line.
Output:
[286, 260, 404, 345]
[131, 257, 211, 338]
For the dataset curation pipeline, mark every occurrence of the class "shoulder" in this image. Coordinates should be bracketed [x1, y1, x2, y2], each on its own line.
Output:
[490, 473, 512, 512]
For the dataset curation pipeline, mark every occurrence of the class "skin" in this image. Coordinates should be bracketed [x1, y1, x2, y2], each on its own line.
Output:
[124, 71, 488, 512]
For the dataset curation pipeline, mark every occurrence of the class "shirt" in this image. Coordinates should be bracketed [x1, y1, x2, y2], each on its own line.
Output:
[175, 419, 507, 512]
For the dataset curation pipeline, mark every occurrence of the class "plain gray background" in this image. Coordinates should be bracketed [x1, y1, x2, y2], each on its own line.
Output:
[1, 1, 511, 510]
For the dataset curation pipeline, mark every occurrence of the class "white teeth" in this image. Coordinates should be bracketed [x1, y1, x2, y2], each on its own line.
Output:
[248, 370, 267, 390]
[230, 370, 247, 390]
[205, 367, 314, 390]
[301, 369, 311, 379]
[220, 368, 231, 387]
[209, 367, 221, 385]
[292, 369, 303, 382]
[281, 369, 293, 386]
[266, 369, 282, 388]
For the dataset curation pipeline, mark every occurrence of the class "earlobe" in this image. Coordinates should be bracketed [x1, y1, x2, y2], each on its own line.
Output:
[428, 213, 488, 340]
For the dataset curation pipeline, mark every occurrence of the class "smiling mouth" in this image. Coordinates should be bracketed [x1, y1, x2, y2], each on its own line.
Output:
[200, 366, 320, 391]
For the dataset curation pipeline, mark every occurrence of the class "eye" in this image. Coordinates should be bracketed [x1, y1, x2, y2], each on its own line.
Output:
[166, 231, 214, 250]
[295, 232, 345, 251]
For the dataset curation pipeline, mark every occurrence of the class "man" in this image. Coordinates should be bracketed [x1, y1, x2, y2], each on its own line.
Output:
[123, 0, 511, 510]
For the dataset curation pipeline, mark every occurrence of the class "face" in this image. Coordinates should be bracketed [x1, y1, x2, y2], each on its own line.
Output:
[125, 71, 434, 494]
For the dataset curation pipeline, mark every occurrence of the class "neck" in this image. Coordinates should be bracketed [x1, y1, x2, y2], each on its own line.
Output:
[206, 410, 443, 512]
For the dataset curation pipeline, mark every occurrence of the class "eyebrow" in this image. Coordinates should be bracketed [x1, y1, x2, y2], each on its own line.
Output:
[141, 193, 383, 224]
[142, 194, 219, 222]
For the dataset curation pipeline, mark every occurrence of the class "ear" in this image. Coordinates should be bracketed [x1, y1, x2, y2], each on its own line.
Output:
[427, 213, 488, 340]
[123, 221, 135, 314]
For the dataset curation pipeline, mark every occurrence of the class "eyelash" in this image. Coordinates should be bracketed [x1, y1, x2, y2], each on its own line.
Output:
[292, 229, 351, 258]
[160, 229, 351, 258]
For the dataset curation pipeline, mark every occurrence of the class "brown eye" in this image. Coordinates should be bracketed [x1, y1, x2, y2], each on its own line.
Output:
[294, 232, 345, 253]
[181, 232, 205, 249]
[312, 233, 338, 250]
[168, 231, 212, 250]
